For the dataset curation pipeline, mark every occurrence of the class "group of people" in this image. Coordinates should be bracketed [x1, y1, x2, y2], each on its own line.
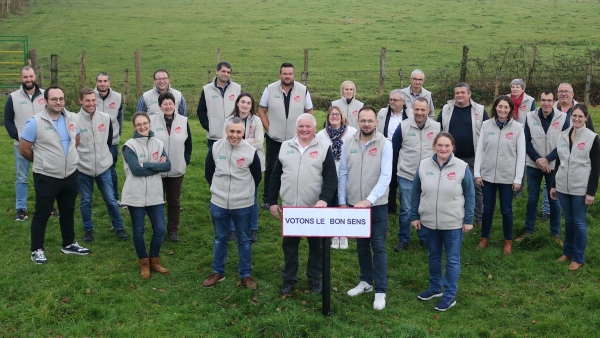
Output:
[4, 63, 598, 312]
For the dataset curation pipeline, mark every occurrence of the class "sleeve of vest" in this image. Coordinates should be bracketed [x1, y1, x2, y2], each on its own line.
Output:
[586, 135, 600, 196]
[205, 147, 216, 186]
[250, 151, 262, 189]
[319, 148, 338, 205]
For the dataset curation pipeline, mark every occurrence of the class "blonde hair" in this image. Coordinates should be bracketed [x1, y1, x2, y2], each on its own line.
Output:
[340, 80, 356, 97]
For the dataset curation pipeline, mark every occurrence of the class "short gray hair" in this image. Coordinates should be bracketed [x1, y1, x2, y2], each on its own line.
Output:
[411, 69, 425, 79]
[510, 78, 526, 90]
[226, 116, 244, 128]
[558, 83, 574, 93]
[296, 113, 317, 127]
[389, 88, 402, 97]
[455, 82, 471, 93]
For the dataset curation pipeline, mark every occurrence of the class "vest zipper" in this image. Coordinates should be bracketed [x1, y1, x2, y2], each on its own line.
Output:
[493, 126, 501, 182]
[227, 145, 233, 209]
[435, 160, 442, 230]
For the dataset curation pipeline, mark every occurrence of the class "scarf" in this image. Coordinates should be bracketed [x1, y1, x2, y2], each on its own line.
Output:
[495, 117, 510, 130]
[326, 124, 347, 161]
[510, 92, 524, 119]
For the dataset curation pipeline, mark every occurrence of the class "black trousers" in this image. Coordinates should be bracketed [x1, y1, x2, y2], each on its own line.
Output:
[282, 236, 323, 284]
[263, 134, 282, 202]
[30, 171, 79, 251]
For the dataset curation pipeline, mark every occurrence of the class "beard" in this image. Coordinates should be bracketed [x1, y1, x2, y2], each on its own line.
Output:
[361, 129, 375, 137]
[22, 81, 36, 91]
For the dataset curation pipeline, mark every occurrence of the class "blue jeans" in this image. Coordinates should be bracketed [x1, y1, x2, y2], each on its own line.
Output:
[230, 189, 259, 232]
[525, 167, 561, 236]
[79, 169, 123, 232]
[397, 177, 423, 243]
[14, 145, 31, 210]
[109, 145, 119, 201]
[211, 203, 253, 278]
[357, 204, 388, 293]
[421, 226, 463, 299]
[481, 181, 514, 240]
[557, 193, 588, 264]
[128, 205, 166, 259]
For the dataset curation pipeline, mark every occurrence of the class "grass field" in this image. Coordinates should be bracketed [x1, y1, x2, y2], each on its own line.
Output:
[2, 0, 600, 337]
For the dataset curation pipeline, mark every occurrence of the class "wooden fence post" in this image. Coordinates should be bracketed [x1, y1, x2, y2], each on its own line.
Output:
[217, 48, 221, 63]
[38, 64, 44, 88]
[528, 45, 537, 84]
[29, 49, 37, 71]
[459, 46, 469, 83]
[123, 68, 129, 105]
[301, 49, 309, 86]
[79, 50, 86, 89]
[494, 67, 500, 98]
[398, 68, 403, 88]
[50, 54, 58, 86]
[134, 51, 142, 96]
[584, 63, 591, 105]
[379, 47, 386, 95]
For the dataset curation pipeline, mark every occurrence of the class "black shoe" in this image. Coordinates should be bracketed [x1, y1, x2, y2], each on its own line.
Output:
[82, 230, 94, 243]
[260, 202, 270, 210]
[250, 230, 258, 243]
[115, 229, 129, 240]
[393, 240, 409, 252]
[229, 230, 238, 242]
[310, 282, 322, 295]
[169, 231, 180, 242]
[281, 279, 296, 295]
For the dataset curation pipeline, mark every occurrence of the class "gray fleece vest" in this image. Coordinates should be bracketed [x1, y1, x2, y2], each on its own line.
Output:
[397, 118, 440, 181]
[32, 109, 79, 179]
[95, 88, 122, 146]
[331, 98, 364, 129]
[9, 86, 46, 146]
[224, 115, 265, 171]
[210, 139, 257, 209]
[266, 81, 307, 142]
[525, 108, 566, 169]
[399, 86, 435, 118]
[477, 119, 525, 184]
[441, 99, 485, 151]
[555, 127, 598, 196]
[204, 79, 241, 140]
[150, 112, 188, 178]
[142, 86, 183, 115]
[76, 109, 113, 177]
[121, 136, 165, 207]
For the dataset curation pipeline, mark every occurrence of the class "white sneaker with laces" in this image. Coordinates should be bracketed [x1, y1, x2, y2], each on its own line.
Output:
[331, 237, 340, 249]
[31, 249, 47, 264]
[61, 241, 91, 255]
[347, 281, 373, 296]
[373, 293, 386, 310]
[339, 237, 349, 249]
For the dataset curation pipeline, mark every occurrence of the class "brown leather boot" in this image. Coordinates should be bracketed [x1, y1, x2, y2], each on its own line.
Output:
[139, 258, 150, 279]
[475, 238, 488, 250]
[149, 257, 170, 275]
[503, 240, 512, 255]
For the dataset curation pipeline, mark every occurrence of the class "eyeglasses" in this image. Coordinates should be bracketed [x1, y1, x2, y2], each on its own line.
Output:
[358, 119, 376, 124]
[329, 113, 341, 117]
[154, 77, 169, 81]
[135, 122, 150, 128]
[558, 90, 572, 94]
[411, 77, 424, 82]
[49, 97, 65, 102]
[389, 98, 402, 103]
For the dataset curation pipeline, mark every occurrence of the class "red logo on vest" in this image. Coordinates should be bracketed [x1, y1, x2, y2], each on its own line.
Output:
[352, 110, 358, 116]
[475, 112, 480, 120]
[229, 94, 235, 101]
[520, 104, 527, 110]
[577, 142, 586, 150]
[368, 148, 378, 157]
[109, 102, 116, 109]
[249, 125, 253, 131]
[293, 95, 301, 103]
[37, 98, 46, 105]
[174, 126, 182, 134]
[505, 132, 513, 140]
[97, 123, 106, 132]
[68, 123, 76, 132]
[551, 121, 560, 129]
[309, 151, 318, 159]
[236, 158, 245, 168]
[152, 151, 159, 161]
[427, 132, 434, 140]
[447, 172, 456, 180]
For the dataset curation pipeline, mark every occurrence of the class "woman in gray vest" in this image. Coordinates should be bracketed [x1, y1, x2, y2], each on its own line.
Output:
[410, 132, 475, 312]
[473, 96, 525, 255]
[150, 93, 192, 242]
[225, 93, 264, 243]
[122, 112, 172, 279]
[331, 81, 363, 129]
[316, 106, 357, 249]
[550, 104, 600, 271]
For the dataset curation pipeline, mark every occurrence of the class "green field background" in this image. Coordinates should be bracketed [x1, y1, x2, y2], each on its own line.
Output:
[1, 1, 600, 337]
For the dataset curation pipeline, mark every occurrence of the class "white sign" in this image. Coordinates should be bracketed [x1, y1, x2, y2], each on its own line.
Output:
[282, 207, 371, 237]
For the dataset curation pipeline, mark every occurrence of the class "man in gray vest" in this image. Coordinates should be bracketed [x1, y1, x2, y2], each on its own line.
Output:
[19, 86, 90, 264]
[392, 98, 440, 251]
[197, 62, 242, 149]
[437, 82, 489, 226]
[339, 106, 393, 311]
[4, 66, 45, 221]
[517, 90, 569, 245]
[136, 69, 187, 116]
[258, 62, 313, 210]
[94, 72, 125, 206]
[77, 87, 128, 243]
[399, 69, 435, 117]
[267, 113, 337, 296]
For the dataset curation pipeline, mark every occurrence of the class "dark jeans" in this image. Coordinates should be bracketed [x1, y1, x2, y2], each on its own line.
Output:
[128, 205, 166, 259]
[109, 144, 120, 201]
[282, 236, 322, 284]
[30, 171, 79, 251]
[356, 204, 388, 293]
[162, 175, 184, 233]
[481, 181, 514, 240]
[525, 167, 561, 236]
[263, 134, 282, 203]
[461, 155, 483, 222]
[388, 166, 398, 214]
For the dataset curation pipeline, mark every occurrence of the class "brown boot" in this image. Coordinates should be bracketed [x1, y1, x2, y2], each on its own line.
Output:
[149, 257, 170, 275]
[139, 258, 150, 279]
[475, 238, 488, 250]
[503, 240, 512, 255]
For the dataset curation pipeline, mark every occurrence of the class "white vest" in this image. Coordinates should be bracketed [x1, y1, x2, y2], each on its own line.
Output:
[204, 79, 241, 140]
[331, 98, 364, 129]
[32, 109, 79, 179]
[95, 88, 122, 146]
[266, 81, 307, 142]
[441, 99, 485, 151]
[224, 115, 265, 171]
[150, 112, 188, 178]
[9, 86, 46, 146]
[475, 119, 525, 184]
[525, 108, 566, 169]
[397, 118, 440, 181]
[121, 136, 165, 207]
[555, 127, 598, 196]
[142, 86, 183, 115]
[76, 109, 113, 177]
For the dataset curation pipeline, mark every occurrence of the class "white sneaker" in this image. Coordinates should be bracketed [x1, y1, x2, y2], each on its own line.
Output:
[331, 237, 340, 249]
[347, 281, 373, 296]
[373, 293, 386, 310]
[339, 237, 349, 249]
